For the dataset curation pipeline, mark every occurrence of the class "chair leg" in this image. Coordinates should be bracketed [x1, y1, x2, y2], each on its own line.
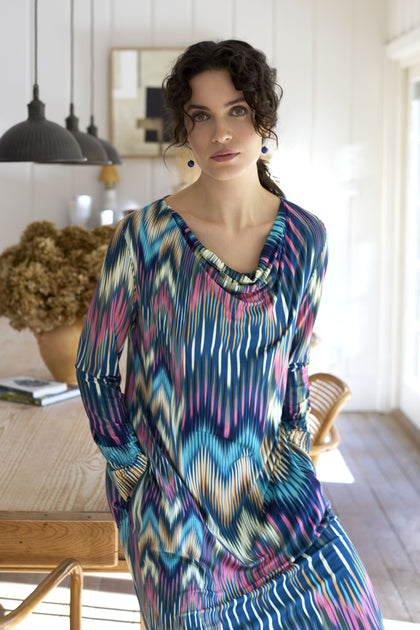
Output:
[69, 564, 83, 630]
[0, 559, 83, 630]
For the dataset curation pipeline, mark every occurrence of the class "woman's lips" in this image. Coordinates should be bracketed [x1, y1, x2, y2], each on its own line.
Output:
[210, 151, 239, 162]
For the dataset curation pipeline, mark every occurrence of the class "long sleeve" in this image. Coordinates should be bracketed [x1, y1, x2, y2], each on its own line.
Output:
[75, 215, 148, 501]
[281, 230, 328, 453]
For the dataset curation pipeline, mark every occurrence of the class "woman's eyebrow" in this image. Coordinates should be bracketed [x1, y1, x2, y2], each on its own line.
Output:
[186, 97, 246, 112]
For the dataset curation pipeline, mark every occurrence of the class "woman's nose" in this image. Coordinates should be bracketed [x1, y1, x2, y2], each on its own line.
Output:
[212, 117, 232, 143]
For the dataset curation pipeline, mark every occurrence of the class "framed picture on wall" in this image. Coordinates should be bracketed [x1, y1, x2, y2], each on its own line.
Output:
[110, 47, 184, 158]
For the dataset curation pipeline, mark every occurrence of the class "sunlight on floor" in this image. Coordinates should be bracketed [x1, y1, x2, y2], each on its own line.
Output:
[0, 578, 139, 629]
[316, 448, 355, 483]
[384, 621, 420, 629]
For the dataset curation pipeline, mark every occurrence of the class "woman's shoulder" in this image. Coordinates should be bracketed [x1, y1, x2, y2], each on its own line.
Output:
[122, 197, 172, 223]
[281, 197, 327, 245]
[118, 197, 175, 239]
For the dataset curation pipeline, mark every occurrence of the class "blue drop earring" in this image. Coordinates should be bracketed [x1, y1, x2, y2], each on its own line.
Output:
[187, 159, 195, 168]
[261, 146, 268, 155]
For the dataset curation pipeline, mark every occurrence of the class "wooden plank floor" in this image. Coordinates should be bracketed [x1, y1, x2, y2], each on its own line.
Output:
[319, 411, 420, 624]
[0, 411, 419, 628]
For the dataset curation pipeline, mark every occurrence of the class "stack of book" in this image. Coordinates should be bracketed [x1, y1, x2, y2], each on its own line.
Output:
[0, 376, 80, 406]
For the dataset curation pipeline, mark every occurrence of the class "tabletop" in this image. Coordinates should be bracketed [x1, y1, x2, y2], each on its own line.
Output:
[0, 317, 121, 571]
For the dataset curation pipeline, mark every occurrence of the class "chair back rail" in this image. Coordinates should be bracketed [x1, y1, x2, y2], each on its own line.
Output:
[308, 372, 352, 466]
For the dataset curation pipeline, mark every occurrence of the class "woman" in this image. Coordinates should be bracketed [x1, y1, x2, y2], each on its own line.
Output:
[76, 40, 384, 630]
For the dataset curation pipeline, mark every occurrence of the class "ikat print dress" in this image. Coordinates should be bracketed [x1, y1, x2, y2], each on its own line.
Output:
[76, 197, 384, 630]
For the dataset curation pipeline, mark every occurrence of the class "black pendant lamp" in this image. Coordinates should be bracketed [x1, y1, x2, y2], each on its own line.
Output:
[64, 0, 110, 165]
[86, 0, 121, 164]
[0, 0, 85, 163]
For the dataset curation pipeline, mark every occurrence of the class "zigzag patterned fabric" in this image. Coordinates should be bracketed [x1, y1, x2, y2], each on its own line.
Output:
[76, 197, 384, 629]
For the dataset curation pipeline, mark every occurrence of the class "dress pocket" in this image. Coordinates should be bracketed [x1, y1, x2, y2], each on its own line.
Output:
[108, 450, 149, 502]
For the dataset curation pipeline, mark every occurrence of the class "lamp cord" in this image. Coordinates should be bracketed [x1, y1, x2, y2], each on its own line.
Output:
[90, 0, 95, 117]
[70, 0, 74, 104]
[34, 0, 38, 85]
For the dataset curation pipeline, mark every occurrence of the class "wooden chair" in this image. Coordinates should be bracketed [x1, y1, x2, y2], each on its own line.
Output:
[0, 559, 83, 630]
[308, 373, 352, 467]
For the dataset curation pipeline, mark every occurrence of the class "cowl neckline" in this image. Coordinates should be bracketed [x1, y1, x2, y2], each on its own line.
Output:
[163, 197, 286, 299]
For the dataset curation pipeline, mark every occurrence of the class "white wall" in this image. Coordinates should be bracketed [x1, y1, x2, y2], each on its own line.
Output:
[388, 0, 420, 38]
[0, 0, 389, 410]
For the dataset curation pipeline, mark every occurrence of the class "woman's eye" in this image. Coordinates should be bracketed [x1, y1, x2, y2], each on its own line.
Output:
[232, 106, 247, 117]
[192, 112, 208, 122]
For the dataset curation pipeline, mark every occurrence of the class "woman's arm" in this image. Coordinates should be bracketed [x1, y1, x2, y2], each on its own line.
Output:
[75, 215, 147, 502]
[281, 233, 328, 454]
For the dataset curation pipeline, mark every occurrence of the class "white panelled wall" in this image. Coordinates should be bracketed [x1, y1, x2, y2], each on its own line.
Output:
[388, 0, 420, 38]
[0, 0, 415, 415]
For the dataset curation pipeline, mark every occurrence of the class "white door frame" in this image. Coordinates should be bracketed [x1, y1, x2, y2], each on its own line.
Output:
[400, 64, 420, 426]
[382, 30, 420, 428]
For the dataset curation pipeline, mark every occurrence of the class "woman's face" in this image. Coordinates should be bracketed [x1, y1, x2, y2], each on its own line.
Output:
[185, 69, 263, 182]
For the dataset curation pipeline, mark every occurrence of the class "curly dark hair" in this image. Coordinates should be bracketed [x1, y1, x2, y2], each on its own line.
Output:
[162, 39, 284, 196]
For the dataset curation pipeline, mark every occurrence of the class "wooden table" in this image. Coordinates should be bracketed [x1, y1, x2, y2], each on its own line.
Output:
[0, 317, 125, 572]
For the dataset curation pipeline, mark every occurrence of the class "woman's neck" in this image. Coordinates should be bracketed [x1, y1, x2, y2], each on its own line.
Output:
[171, 171, 278, 231]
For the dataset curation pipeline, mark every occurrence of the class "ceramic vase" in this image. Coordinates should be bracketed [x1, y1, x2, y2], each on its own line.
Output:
[34, 319, 84, 385]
